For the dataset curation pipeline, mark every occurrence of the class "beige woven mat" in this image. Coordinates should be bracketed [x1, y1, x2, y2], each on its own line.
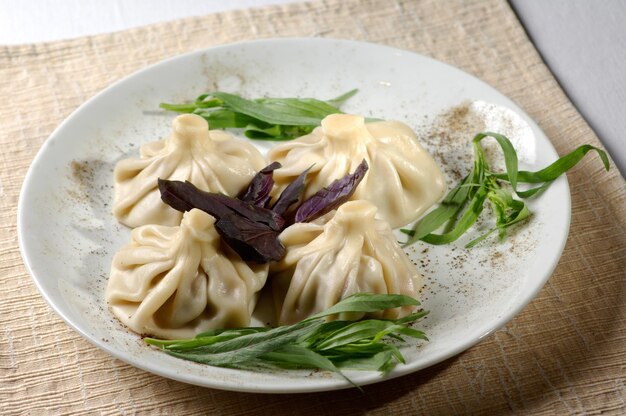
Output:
[1, 0, 624, 414]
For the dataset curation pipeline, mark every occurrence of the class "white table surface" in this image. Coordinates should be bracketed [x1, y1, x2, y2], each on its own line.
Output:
[511, 0, 626, 176]
[2, 0, 624, 175]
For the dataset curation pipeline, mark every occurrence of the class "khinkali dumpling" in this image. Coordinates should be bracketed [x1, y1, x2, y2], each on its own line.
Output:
[268, 114, 446, 228]
[271, 200, 423, 325]
[106, 209, 268, 339]
[113, 114, 265, 228]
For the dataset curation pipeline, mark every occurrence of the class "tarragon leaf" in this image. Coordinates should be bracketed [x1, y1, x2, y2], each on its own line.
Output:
[326, 89, 359, 107]
[305, 293, 420, 321]
[145, 293, 429, 387]
[210, 92, 331, 126]
[159, 90, 357, 140]
[403, 132, 609, 248]
[195, 108, 258, 129]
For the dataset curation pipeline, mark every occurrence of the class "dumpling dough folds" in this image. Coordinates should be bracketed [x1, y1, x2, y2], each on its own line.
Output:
[268, 114, 446, 228]
[106, 209, 268, 339]
[271, 200, 423, 325]
[113, 114, 265, 228]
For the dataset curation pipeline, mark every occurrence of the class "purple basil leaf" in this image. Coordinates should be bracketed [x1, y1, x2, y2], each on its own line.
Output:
[157, 179, 198, 213]
[215, 213, 285, 263]
[158, 179, 285, 230]
[272, 166, 311, 216]
[240, 161, 281, 207]
[295, 159, 369, 223]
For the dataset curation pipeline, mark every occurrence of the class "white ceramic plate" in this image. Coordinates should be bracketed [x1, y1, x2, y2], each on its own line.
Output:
[17, 38, 570, 393]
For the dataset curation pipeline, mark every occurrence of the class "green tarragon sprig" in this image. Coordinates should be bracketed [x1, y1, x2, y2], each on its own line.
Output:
[160, 89, 358, 141]
[145, 293, 428, 388]
[402, 132, 610, 248]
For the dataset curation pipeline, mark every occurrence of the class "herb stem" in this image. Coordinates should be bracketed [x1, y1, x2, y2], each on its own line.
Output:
[402, 132, 609, 247]
[145, 293, 428, 387]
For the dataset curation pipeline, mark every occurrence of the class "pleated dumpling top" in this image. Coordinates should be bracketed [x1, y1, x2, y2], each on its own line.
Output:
[113, 114, 265, 228]
[106, 209, 268, 339]
[271, 200, 423, 325]
[268, 114, 446, 228]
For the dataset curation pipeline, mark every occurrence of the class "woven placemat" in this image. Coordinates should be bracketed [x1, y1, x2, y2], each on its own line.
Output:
[1, 0, 624, 414]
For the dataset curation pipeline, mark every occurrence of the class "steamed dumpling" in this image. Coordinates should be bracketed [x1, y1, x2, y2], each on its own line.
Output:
[106, 209, 268, 339]
[113, 114, 265, 228]
[271, 200, 423, 325]
[268, 114, 446, 228]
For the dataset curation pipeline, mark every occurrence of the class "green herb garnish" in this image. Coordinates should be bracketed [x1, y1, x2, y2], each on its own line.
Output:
[160, 89, 358, 141]
[145, 293, 428, 387]
[402, 132, 610, 248]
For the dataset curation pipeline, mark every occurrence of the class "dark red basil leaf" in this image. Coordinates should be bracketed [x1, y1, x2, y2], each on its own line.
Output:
[158, 179, 285, 230]
[215, 213, 285, 263]
[159, 159, 366, 264]
[272, 166, 311, 216]
[240, 161, 281, 208]
[156, 182, 194, 212]
[295, 159, 369, 223]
